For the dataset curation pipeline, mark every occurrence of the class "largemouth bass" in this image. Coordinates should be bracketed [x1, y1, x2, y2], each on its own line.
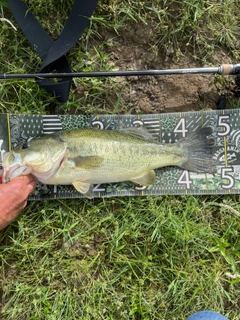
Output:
[2, 127, 216, 198]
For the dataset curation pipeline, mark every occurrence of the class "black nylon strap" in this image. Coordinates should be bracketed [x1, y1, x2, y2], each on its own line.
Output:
[7, 0, 98, 102]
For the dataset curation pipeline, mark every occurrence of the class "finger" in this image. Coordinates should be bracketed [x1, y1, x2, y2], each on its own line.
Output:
[25, 180, 37, 194]
[9, 174, 36, 186]
[1, 175, 37, 200]
[21, 199, 28, 210]
[18, 180, 37, 200]
[0, 199, 28, 230]
[6, 175, 37, 195]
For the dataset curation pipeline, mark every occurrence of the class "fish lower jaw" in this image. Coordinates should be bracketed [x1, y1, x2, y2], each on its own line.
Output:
[3, 165, 19, 182]
[3, 164, 30, 182]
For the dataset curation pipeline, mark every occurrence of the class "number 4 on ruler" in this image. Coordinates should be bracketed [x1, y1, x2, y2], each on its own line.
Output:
[173, 118, 188, 137]
[177, 170, 193, 189]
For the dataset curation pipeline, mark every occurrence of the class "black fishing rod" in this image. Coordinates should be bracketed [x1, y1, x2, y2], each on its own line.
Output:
[1, 64, 240, 80]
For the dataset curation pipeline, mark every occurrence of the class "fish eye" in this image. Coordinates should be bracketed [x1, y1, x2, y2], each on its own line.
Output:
[22, 142, 29, 149]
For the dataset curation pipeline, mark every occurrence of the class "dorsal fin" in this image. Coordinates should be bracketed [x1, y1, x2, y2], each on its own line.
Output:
[119, 127, 158, 143]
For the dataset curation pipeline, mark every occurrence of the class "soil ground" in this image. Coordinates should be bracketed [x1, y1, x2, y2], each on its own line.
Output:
[75, 22, 240, 114]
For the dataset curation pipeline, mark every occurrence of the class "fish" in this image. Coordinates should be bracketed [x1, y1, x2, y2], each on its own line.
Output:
[2, 126, 216, 198]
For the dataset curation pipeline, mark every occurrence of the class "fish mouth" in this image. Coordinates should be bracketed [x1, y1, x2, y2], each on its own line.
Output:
[3, 164, 31, 182]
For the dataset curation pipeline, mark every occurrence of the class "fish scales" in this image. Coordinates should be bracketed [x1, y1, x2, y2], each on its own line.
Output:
[62, 130, 184, 174]
[2, 127, 216, 198]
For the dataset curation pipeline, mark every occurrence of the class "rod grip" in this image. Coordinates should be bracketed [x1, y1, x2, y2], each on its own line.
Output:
[221, 64, 232, 75]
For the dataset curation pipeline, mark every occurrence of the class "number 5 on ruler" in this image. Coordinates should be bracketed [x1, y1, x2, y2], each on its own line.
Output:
[221, 167, 234, 189]
[217, 115, 231, 136]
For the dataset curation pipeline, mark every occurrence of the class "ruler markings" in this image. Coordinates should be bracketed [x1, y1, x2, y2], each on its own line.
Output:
[3, 109, 240, 198]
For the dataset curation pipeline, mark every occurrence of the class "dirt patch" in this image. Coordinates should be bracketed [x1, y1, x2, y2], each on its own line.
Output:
[76, 22, 239, 114]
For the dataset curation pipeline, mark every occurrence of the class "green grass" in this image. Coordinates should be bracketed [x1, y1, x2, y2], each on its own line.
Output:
[0, 0, 239, 114]
[1, 196, 240, 319]
[1, 0, 240, 319]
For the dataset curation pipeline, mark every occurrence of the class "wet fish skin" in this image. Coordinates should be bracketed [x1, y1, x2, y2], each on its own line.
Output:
[2, 127, 216, 197]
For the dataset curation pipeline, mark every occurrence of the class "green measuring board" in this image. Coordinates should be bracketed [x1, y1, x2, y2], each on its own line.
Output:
[0, 109, 240, 199]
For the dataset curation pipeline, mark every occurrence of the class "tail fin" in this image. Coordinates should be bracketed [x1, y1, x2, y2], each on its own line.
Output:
[178, 127, 216, 174]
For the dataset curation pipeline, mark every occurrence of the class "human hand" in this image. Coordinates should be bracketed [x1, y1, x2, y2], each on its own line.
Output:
[0, 175, 36, 230]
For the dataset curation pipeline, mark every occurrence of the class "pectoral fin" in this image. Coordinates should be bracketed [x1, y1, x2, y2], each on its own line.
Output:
[70, 155, 103, 169]
[131, 169, 156, 186]
[72, 180, 94, 199]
